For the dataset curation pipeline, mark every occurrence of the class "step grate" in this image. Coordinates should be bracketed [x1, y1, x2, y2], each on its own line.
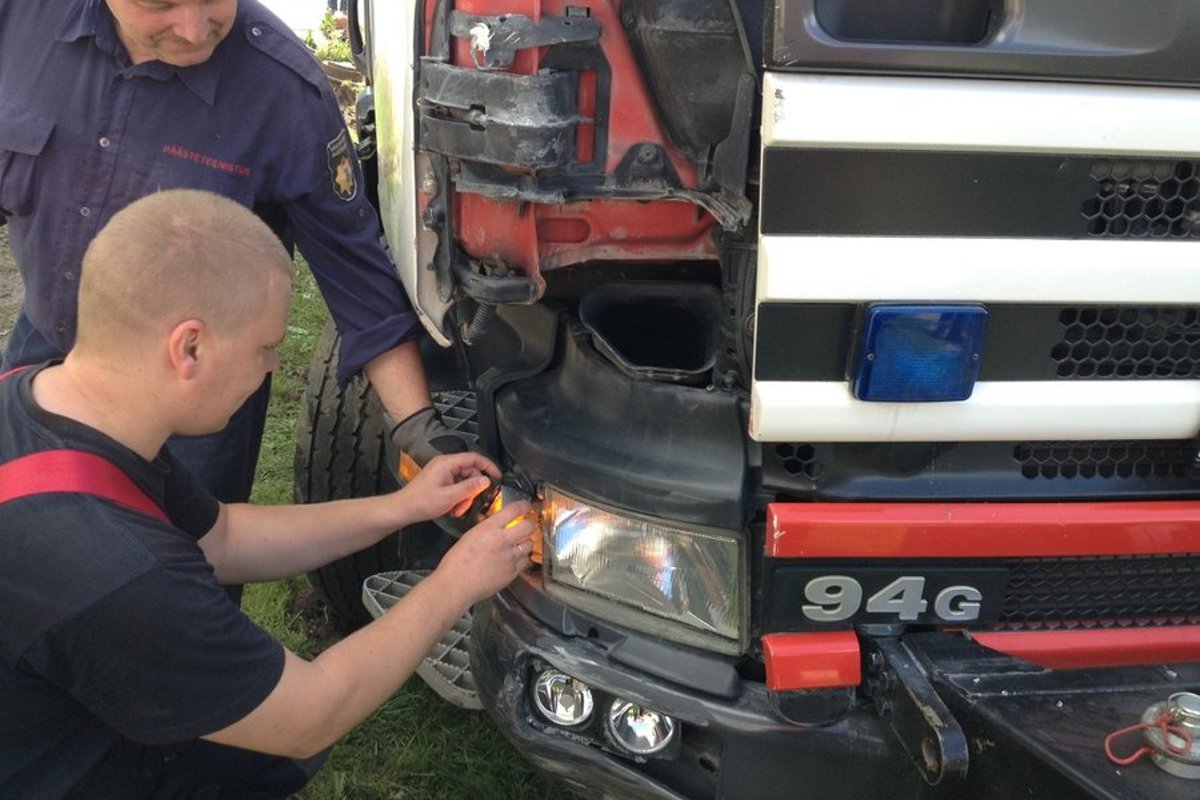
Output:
[362, 570, 482, 710]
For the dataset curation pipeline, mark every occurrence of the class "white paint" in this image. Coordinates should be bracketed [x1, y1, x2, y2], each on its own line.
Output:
[750, 380, 1200, 442]
[757, 237, 1200, 304]
[764, 73, 1200, 155]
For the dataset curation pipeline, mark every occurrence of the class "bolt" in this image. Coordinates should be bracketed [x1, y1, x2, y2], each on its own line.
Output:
[637, 144, 658, 164]
[620, 10, 636, 28]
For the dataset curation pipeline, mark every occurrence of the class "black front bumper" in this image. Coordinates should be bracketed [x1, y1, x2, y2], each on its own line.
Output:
[471, 579, 1200, 800]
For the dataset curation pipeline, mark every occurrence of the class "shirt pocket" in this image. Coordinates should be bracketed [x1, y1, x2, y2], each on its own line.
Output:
[0, 97, 55, 218]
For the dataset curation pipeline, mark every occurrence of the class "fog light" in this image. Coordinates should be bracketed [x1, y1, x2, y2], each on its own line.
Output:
[605, 699, 677, 755]
[533, 670, 594, 727]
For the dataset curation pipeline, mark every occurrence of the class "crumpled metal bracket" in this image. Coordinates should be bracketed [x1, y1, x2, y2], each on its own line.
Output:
[450, 11, 602, 70]
[418, 59, 583, 168]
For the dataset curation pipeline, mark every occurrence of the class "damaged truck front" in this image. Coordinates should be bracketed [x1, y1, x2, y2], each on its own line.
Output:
[295, 1, 1200, 798]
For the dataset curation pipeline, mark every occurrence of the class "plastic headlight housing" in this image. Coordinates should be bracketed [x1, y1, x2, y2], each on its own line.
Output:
[542, 486, 745, 654]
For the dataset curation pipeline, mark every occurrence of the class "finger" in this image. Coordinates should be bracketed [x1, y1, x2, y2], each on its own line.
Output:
[488, 500, 531, 527]
[448, 489, 481, 518]
[512, 538, 533, 565]
[451, 452, 501, 480]
[477, 454, 502, 479]
[456, 473, 490, 496]
[501, 519, 536, 547]
[514, 540, 534, 572]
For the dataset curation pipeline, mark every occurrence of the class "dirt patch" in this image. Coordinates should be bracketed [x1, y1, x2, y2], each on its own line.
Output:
[286, 583, 345, 655]
[0, 227, 21, 351]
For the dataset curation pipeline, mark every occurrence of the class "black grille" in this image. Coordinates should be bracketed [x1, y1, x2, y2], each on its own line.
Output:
[1051, 306, 1200, 379]
[1014, 440, 1200, 480]
[773, 443, 822, 479]
[993, 554, 1200, 630]
[1083, 159, 1200, 238]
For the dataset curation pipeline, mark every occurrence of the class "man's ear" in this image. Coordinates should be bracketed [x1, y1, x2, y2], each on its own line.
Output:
[166, 319, 207, 380]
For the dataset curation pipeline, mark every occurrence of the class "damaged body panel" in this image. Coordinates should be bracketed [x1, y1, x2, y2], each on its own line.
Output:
[313, 1, 1200, 798]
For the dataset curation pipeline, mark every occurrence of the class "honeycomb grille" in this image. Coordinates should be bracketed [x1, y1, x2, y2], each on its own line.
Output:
[992, 554, 1200, 630]
[1014, 440, 1200, 480]
[1082, 159, 1200, 238]
[1051, 306, 1200, 379]
[774, 443, 821, 479]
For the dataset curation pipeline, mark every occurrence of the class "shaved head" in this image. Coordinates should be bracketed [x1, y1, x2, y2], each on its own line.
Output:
[75, 190, 293, 357]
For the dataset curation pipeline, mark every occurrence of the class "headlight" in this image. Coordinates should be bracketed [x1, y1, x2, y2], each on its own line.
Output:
[542, 486, 745, 654]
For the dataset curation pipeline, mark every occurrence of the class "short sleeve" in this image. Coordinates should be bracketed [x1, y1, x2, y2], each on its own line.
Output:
[23, 562, 285, 745]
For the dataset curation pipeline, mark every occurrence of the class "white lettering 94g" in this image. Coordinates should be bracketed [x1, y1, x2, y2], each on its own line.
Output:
[802, 576, 983, 623]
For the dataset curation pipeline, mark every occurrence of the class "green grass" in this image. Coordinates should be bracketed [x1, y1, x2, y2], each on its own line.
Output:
[245, 260, 574, 799]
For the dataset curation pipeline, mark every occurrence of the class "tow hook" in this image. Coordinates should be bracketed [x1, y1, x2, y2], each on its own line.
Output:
[863, 637, 969, 786]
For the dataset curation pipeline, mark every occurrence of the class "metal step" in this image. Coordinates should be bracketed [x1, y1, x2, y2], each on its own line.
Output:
[362, 570, 482, 710]
[432, 389, 479, 441]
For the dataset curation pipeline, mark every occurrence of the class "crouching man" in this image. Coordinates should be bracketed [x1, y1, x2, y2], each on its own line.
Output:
[0, 189, 535, 798]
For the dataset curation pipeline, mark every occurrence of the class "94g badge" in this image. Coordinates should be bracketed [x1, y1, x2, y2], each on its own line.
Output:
[764, 566, 1009, 629]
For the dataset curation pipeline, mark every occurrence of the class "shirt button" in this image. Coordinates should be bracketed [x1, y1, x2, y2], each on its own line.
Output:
[79, 207, 91, 217]
[64, 271, 75, 281]
[56, 324, 67, 334]
[99, 137, 111, 148]
[251, 26, 262, 37]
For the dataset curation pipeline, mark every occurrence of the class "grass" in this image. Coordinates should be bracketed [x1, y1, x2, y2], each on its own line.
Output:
[244, 260, 574, 799]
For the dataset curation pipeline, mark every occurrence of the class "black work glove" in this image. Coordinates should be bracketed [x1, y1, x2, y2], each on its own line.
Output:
[389, 406, 473, 467]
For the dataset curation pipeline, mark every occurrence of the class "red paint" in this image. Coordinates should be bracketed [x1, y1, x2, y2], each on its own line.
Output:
[762, 631, 862, 691]
[971, 627, 1200, 670]
[575, 68, 597, 165]
[767, 502, 1200, 559]
[537, 217, 591, 244]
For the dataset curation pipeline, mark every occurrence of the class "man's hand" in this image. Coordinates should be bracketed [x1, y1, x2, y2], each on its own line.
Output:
[205, 499, 538, 758]
[436, 500, 537, 607]
[390, 406, 477, 466]
[399, 452, 499, 520]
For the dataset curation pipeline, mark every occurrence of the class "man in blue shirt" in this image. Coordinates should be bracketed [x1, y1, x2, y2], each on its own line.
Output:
[0, 0, 477, 502]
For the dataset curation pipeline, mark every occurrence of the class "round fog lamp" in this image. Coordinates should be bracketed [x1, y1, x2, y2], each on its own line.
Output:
[606, 699, 677, 755]
[533, 670, 594, 727]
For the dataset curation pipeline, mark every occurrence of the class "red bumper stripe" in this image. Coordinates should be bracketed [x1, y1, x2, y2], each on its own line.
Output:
[767, 501, 1200, 559]
[762, 631, 862, 691]
[971, 627, 1200, 670]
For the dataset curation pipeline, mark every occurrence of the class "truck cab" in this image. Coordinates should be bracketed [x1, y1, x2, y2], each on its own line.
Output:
[297, 2, 1200, 797]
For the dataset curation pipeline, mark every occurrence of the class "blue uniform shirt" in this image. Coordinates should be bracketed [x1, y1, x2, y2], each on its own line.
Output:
[0, 0, 419, 382]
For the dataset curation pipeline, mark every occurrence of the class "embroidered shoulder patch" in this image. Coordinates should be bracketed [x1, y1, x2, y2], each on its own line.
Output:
[325, 129, 358, 201]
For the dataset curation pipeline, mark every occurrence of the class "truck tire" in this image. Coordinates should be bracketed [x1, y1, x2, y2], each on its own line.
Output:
[294, 320, 400, 629]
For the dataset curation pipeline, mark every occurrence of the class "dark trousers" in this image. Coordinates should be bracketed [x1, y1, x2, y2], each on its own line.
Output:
[3, 311, 271, 504]
[70, 738, 329, 800]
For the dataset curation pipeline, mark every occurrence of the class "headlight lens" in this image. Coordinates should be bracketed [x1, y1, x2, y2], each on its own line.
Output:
[542, 486, 744, 652]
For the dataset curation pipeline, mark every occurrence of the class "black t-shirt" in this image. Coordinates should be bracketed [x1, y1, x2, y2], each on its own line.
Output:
[0, 365, 285, 798]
